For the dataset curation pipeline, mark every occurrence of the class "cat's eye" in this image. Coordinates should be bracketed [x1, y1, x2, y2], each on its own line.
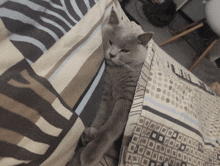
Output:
[121, 49, 130, 53]
[109, 40, 112, 45]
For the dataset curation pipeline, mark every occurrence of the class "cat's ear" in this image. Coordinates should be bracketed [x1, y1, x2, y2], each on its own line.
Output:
[108, 9, 119, 25]
[137, 32, 154, 46]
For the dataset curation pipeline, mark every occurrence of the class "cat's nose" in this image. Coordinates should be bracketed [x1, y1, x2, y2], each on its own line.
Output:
[109, 53, 116, 58]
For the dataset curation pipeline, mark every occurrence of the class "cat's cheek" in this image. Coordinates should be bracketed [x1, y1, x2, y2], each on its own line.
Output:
[120, 56, 129, 64]
[113, 59, 123, 66]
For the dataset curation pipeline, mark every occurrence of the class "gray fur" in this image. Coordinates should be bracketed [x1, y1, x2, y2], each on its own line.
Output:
[67, 9, 153, 166]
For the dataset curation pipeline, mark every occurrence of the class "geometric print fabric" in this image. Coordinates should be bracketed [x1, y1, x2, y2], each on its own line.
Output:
[121, 41, 220, 166]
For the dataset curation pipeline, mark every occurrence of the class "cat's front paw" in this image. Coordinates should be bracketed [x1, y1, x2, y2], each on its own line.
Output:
[81, 127, 98, 146]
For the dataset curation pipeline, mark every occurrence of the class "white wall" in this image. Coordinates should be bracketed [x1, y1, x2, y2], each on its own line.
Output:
[181, 0, 206, 21]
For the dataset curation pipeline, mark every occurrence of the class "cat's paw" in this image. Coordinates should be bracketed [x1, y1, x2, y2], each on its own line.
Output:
[81, 127, 98, 146]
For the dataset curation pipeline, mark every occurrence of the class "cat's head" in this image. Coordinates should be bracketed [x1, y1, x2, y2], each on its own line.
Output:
[102, 9, 153, 68]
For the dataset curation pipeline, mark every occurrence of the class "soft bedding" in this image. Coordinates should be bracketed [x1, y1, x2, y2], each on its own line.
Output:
[1, 0, 220, 166]
[0, 0, 120, 165]
[119, 40, 220, 166]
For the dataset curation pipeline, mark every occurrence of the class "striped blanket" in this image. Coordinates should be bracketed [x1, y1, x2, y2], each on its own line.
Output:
[0, 0, 120, 165]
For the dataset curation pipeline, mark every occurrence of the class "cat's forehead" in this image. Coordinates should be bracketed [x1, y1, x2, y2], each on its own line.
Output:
[116, 26, 137, 37]
[117, 35, 137, 47]
[111, 27, 138, 44]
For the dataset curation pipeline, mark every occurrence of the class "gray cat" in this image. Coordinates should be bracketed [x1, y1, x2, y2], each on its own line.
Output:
[66, 9, 153, 166]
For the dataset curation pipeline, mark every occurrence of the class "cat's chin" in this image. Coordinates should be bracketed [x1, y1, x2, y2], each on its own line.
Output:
[105, 61, 124, 67]
[105, 58, 126, 67]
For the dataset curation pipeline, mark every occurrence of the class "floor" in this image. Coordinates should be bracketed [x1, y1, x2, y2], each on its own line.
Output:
[124, 0, 220, 86]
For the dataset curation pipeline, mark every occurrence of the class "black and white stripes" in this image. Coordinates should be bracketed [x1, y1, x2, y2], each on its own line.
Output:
[0, 0, 97, 62]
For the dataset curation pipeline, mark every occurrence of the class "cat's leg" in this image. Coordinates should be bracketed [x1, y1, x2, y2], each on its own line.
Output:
[81, 84, 113, 145]
[91, 83, 113, 129]
[81, 100, 112, 145]
[80, 99, 131, 166]
[102, 143, 119, 166]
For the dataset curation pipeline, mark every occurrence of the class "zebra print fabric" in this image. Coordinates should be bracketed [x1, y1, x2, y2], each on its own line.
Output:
[0, 0, 120, 165]
[0, 0, 97, 62]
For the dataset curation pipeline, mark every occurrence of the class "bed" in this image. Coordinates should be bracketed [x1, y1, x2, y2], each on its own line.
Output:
[0, 0, 220, 166]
